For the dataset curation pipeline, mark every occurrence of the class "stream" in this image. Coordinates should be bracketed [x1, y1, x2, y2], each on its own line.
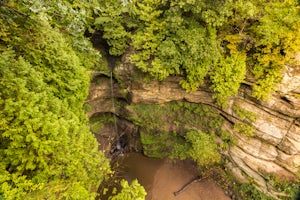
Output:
[116, 153, 231, 200]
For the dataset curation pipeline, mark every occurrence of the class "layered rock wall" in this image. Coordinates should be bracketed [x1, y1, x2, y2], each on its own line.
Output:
[86, 54, 300, 198]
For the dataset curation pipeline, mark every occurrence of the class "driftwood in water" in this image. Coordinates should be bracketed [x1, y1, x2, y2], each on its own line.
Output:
[173, 175, 209, 196]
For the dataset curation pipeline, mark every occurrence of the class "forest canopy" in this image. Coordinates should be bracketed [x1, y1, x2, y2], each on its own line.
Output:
[0, 0, 110, 199]
[95, 0, 300, 105]
[0, 0, 300, 199]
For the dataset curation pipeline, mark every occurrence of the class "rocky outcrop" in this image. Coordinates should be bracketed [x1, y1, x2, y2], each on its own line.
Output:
[87, 52, 300, 198]
[85, 74, 125, 117]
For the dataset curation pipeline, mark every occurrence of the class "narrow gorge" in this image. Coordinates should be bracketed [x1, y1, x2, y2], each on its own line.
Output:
[2, 1, 300, 199]
[86, 47, 300, 199]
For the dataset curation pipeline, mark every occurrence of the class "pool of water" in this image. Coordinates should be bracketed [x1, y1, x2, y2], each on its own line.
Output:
[116, 153, 231, 200]
[117, 153, 163, 194]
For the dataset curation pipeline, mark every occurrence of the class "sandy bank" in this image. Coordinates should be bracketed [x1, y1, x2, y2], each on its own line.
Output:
[150, 159, 230, 200]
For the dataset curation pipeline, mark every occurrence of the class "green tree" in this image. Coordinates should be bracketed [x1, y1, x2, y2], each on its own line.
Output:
[94, 0, 131, 55]
[95, 0, 300, 103]
[0, 1, 111, 199]
[210, 54, 247, 107]
[185, 130, 221, 168]
[226, 0, 300, 100]
[0, 47, 110, 200]
[249, 0, 300, 99]
[172, 130, 220, 168]
[109, 179, 146, 200]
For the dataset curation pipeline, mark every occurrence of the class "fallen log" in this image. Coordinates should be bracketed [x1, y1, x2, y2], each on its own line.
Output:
[173, 175, 209, 196]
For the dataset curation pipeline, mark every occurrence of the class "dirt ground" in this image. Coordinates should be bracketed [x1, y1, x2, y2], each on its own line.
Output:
[149, 159, 231, 200]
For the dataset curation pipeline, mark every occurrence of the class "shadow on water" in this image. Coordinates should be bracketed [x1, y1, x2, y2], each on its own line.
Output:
[117, 153, 164, 194]
[97, 153, 163, 200]
[108, 153, 231, 200]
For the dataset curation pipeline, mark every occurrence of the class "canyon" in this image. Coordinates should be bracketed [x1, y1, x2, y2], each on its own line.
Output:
[86, 51, 300, 199]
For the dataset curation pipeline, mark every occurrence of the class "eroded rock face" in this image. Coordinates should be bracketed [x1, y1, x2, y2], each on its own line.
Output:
[87, 53, 300, 197]
[85, 73, 127, 118]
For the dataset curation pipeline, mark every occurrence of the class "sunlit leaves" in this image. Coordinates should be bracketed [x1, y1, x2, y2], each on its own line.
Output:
[210, 54, 247, 107]
[130, 0, 167, 77]
[94, 1, 130, 55]
[0, 2, 111, 198]
[252, 70, 282, 100]
[109, 179, 146, 200]
[20, 25, 89, 109]
[248, 0, 300, 99]
[0, 48, 111, 199]
[96, 0, 300, 103]
[173, 130, 221, 168]
[186, 130, 220, 167]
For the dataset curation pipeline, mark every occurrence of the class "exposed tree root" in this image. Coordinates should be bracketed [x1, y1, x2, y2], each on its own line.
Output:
[173, 175, 209, 196]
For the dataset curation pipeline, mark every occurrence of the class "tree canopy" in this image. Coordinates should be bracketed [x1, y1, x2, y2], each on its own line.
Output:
[95, 0, 300, 105]
[0, 1, 111, 199]
[1, 0, 300, 199]
[108, 179, 146, 200]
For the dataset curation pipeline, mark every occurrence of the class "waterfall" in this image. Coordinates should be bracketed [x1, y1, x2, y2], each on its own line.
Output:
[110, 68, 121, 150]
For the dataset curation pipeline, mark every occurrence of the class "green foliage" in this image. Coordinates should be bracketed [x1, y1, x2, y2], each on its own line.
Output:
[89, 113, 115, 135]
[174, 101, 225, 133]
[0, 2, 97, 109]
[0, 47, 110, 200]
[172, 130, 221, 168]
[217, 130, 237, 150]
[130, 0, 168, 80]
[94, 0, 300, 103]
[251, 1, 300, 67]
[248, 1, 300, 99]
[265, 174, 299, 200]
[252, 70, 282, 100]
[179, 26, 221, 91]
[185, 130, 221, 168]
[0, 2, 111, 199]
[140, 131, 178, 158]
[109, 179, 146, 200]
[0, 0, 101, 69]
[24, 29, 89, 109]
[233, 104, 257, 122]
[210, 54, 247, 107]
[131, 102, 223, 166]
[234, 123, 255, 137]
[131, 101, 224, 137]
[130, 104, 166, 132]
[94, 1, 130, 55]
[234, 183, 274, 200]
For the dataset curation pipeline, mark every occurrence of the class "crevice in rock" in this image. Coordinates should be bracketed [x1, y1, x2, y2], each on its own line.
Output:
[286, 119, 295, 136]
[219, 113, 234, 125]
[91, 73, 112, 82]
[280, 95, 293, 105]
[242, 95, 294, 122]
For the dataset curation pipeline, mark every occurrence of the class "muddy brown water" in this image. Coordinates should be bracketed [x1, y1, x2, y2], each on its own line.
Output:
[118, 153, 163, 194]
[117, 153, 231, 200]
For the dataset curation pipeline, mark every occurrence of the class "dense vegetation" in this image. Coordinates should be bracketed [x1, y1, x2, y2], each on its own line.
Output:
[0, 1, 111, 199]
[0, 1, 147, 199]
[1, 0, 300, 199]
[108, 179, 146, 200]
[130, 102, 224, 168]
[95, 0, 300, 106]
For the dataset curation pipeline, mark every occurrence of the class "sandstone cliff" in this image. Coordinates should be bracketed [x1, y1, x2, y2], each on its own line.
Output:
[86, 52, 300, 199]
